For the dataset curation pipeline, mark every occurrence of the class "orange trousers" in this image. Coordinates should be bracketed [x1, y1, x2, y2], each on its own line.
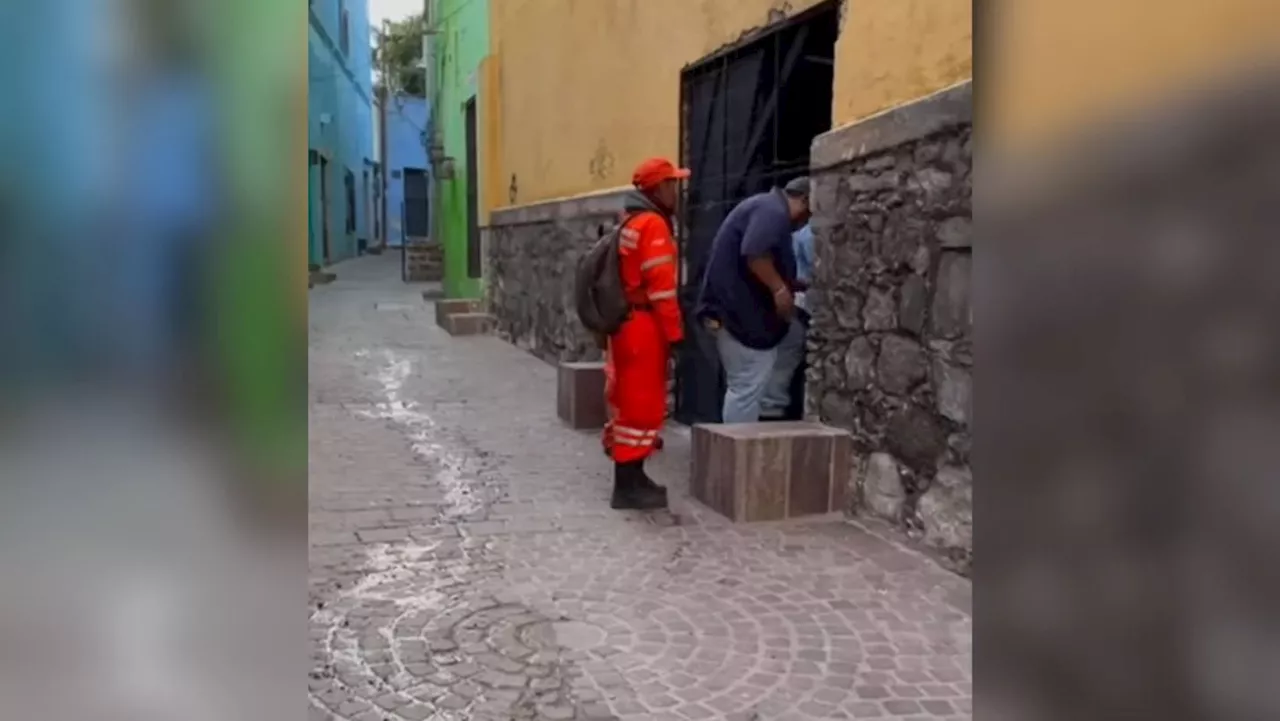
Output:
[601, 311, 669, 463]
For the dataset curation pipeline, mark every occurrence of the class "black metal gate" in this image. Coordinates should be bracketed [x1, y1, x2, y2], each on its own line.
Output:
[674, 1, 838, 425]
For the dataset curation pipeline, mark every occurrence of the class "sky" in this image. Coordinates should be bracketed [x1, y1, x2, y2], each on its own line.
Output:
[368, 0, 422, 89]
[368, 0, 421, 29]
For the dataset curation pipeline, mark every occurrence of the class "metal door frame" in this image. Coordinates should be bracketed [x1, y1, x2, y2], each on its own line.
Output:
[402, 168, 431, 238]
[318, 154, 331, 265]
[673, 0, 839, 425]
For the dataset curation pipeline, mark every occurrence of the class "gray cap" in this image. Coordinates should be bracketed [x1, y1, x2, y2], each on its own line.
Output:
[783, 176, 810, 198]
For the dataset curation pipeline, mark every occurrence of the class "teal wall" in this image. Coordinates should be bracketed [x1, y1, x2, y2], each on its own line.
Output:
[308, 0, 375, 267]
[432, 0, 488, 298]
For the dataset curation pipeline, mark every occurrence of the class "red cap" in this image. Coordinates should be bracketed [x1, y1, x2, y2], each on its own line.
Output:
[632, 157, 691, 189]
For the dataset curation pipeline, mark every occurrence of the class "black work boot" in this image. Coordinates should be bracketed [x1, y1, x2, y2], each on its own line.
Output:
[635, 458, 668, 499]
[610, 461, 667, 510]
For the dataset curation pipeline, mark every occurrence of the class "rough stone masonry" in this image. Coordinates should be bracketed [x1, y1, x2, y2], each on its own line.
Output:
[485, 193, 628, 365]
[485, 193, 682, 412]
[405, 238, 444, 282]
[805, 82, 973, 571]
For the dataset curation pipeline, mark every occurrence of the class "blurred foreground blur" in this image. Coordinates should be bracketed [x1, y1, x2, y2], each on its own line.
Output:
[0, 0, 303, 719]
[983, 24, 1280, 721]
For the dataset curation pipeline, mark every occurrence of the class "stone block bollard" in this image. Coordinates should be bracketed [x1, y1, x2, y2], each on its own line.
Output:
[434, 298, 483, 330]
[441, 312, 493, 337]
[557, 361, 607, 430]
[691, 422, 852, 522]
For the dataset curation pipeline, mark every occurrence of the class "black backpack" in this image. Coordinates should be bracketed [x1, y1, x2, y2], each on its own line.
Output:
[574, 216, 634, 336]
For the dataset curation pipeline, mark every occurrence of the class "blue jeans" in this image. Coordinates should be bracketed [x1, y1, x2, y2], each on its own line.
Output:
[761, 318, 807, 418]
[715, 327, 778, 424]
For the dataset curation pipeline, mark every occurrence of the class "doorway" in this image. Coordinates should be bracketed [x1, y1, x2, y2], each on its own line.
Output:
[372, 165, 382, 245]
[674, 1, 839, 425]
[318, 155, 332, 265]
[361, 168, 370, 251]
[403, 168, 430, 239]
[464, 97, 481, 279]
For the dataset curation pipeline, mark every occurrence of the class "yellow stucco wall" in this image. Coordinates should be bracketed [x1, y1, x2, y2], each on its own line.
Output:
[487, 0, 973, 209]
[477, 54, 503, 222]
[831, 0, 971, 127]
[992, 0, 1280, 153]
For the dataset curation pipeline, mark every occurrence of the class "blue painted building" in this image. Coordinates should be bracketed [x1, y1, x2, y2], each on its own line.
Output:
[308, 0, 375, 266]
[382, 95, 432, 247]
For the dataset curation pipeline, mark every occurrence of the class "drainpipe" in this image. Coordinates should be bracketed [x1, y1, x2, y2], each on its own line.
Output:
[377, 20, 389, 249]
[423, 0, 443, 253]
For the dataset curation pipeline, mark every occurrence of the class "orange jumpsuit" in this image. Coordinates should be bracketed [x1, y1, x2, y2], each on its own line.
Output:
[601, 210, 684, 463]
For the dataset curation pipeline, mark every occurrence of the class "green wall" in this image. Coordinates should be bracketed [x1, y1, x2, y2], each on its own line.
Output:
[433, 0, 488, 299]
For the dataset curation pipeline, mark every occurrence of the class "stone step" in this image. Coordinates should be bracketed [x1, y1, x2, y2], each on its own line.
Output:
[441, 312, 494, 337]
[405, 241, 444, 282]
[434, 298, 485, 329]
[557, 361, 606, 429]
[691, 421, 852, 523]
[308, 270, 337, 286]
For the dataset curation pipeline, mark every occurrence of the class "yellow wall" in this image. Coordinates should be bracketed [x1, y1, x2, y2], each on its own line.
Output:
[487, 0, 972, 208]
[991, 0, 1280, 153]
[483, 0, 1280, 213]
[832, 0, 971, 126]
[477, 54, 503, 222]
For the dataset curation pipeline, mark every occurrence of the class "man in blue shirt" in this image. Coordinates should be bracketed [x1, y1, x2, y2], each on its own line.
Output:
[696, 177, 811, 423]
[760, 221, 814, 419]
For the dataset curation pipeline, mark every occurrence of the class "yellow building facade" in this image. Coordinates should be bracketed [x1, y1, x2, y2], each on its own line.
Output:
[992, 0, 1280, 153]
[480, 0, 972, 211]
[470, 0, 1280, 209]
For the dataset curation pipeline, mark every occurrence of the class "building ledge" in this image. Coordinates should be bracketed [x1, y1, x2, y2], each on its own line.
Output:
[488, 186, 631, 227]
[811, 81, 972, 171]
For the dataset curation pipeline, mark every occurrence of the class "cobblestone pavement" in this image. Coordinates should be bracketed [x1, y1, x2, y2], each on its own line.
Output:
[309, 256, 972, 721]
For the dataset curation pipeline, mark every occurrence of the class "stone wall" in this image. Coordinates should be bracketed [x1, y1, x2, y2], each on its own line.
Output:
[805, 82, 973, 570]
[485, 190, 630, 364]
[404, 238, 444, 282]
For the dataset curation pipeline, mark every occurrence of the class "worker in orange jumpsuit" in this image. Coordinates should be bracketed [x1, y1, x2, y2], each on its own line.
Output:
[601, 157, 688, 510]
[601, 207, 665, 459]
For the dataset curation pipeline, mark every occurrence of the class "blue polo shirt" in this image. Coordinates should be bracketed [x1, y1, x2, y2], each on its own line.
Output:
[792, 222, 814, 314]
[696, 190, 797, 350]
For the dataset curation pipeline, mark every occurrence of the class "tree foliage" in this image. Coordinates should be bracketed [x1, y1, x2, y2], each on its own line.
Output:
[374, 14, 426, 97]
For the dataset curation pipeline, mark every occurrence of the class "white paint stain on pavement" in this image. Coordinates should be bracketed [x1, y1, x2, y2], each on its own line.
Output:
[308, 349, 505, 719]
[354, 348, 485, 519]
[310, 537, 488, 721]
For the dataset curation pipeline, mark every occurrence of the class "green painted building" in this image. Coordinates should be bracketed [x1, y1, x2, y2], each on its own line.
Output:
[428, 0, 488, 299]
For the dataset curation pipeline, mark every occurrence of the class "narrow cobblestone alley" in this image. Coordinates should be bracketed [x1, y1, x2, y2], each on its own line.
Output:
[309, 256, 972, 721]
